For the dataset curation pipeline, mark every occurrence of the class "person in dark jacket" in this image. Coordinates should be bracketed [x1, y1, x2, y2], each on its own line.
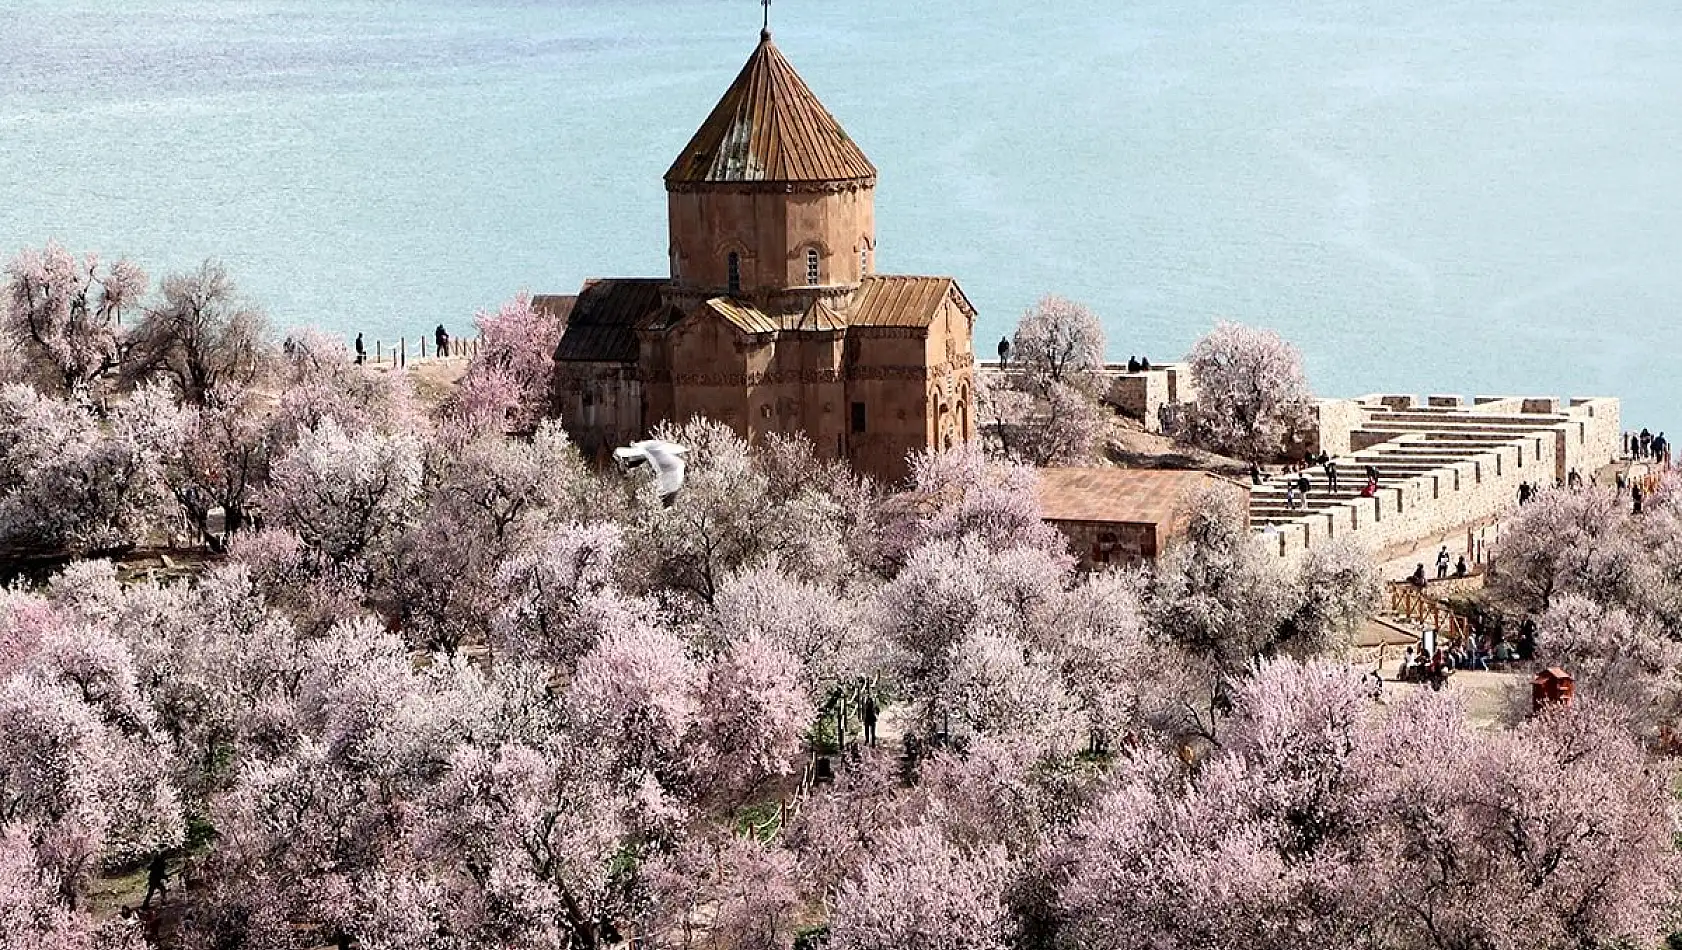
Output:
[862, 693, 879, 746]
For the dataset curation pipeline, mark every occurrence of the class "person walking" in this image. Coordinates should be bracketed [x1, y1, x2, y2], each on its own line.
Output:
[434, 323, 450, 358]
[1436, 546, 1451, 580]
[997, 337, 1011, 364]
[1323, 457, 1339, 492]
[862, 692, 879, 746]
[1285, 480, 1300, 511]
[1640, 428, 1653, 459]
[142, 853, 169, 910]
[1295, 472, 1312, 507]
[354, 332, 366, 365]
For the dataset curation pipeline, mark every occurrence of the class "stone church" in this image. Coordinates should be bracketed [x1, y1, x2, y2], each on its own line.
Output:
[545, 27, 978, 484]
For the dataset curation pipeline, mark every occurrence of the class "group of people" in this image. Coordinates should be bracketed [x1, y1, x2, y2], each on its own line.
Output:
[1399, 633, 1530, 680]
[1255, 453, 1381, 509]
[1397, 643, 1460, 686]
[1406, 554, 1467, 590]
[344, 326, 455, 367]
[1126, 355, 1154, 373]
[1627, 428, 1670, 464]
[1395, 612, 1536, 689]
[1611, 470, 1652, 514]
[1432, 545, 1470, 580]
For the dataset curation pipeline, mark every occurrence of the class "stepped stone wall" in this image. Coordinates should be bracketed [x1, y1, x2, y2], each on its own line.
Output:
[1254, 394, 1620, 562]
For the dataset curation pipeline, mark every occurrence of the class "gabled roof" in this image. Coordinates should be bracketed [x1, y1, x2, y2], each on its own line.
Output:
[550, 273, 973, 360]
[532, 294, 578, 322]
[703, 276, 963, 336]
[552, 279, 666, 363]
[705, 296, 849, 335]
[851, 276, 966, 328]
[665, 31, 876, 186]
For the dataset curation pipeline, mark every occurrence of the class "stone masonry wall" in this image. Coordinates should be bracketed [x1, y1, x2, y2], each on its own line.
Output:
[1106, 372, 1169, 432]
[1049, 519, 1159, 569]
[1255, 436, 1554, 561]
[1256, 396, 1622, 563]
[1311, 399, 1366, 457]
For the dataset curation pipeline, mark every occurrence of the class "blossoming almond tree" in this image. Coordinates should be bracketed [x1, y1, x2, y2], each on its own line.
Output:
[0, 384, 186, 553]
[449, 293, 565, 432]
[981, 295, 1111, 466]
[2, 242, 147, 398]
[262, 419, 423, 564]
[1181, 321, 1315, 461]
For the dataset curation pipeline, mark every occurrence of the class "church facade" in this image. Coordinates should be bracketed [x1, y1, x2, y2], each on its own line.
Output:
[546, 28, 977, 484]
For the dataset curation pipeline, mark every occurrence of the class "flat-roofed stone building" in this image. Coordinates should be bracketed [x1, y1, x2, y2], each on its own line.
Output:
[1038, 468, 1249, 568]
[548, 28, 978, 483]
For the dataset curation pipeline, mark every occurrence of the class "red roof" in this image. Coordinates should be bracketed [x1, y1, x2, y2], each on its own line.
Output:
[665, 31, 877, 186]
[1036, 468, 1244, 527]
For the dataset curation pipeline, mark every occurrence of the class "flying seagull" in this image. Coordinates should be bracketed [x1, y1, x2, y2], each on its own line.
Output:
[613, 439, 689, 501]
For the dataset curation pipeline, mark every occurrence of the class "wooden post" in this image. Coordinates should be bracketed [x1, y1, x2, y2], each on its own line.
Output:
[420, 337, 428, 358]
[400, 338, 407, 368]
[376, 340, 383, 363]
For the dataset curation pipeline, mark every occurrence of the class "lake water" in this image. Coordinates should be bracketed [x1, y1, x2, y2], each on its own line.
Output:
[2, 0, 1679, 426]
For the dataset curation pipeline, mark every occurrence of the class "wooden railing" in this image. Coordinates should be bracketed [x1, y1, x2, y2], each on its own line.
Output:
[360, 335, 481, 368]
[1388, 582, 1473, 645]
[747, 751, 818, 841]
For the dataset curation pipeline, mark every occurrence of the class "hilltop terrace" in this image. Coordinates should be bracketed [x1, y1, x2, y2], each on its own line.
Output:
[1253, 394, 1621, 559]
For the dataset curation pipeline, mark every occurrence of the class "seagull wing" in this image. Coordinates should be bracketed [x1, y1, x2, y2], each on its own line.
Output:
[641, 441, 689, 496]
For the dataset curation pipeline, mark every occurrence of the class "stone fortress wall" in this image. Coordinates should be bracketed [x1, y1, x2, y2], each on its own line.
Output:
[1253, 394, 1621, 561]
[975, 360, 1198, 433]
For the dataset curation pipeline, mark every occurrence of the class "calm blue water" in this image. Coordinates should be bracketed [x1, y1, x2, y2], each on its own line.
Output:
[2, 1, 1679, 425]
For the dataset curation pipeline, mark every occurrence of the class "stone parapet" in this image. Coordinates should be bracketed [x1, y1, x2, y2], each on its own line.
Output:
[976, 361, 1195, 433]
[1252, 394, 1622, 562]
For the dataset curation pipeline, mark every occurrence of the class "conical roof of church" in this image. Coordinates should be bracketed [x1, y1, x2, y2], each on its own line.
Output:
[665, 30, 877, 186]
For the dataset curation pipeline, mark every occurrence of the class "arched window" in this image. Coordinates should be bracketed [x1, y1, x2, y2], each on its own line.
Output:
[806, 248, 821, 286]
[727, 252, 741, 295]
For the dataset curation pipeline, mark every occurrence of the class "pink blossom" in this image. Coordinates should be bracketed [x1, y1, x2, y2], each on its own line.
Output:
[646, 833, 802, 950]
[453, 293, 564, 432]
[697, 634, 812, 798]
[2, 242, 147, 397]
[1009, 295, 1106, 385]
[887, 441, 1066, 560]
[262, 418, 422, 563]
[828, 821, 1017, 950]
[566, 625, 701, 785]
